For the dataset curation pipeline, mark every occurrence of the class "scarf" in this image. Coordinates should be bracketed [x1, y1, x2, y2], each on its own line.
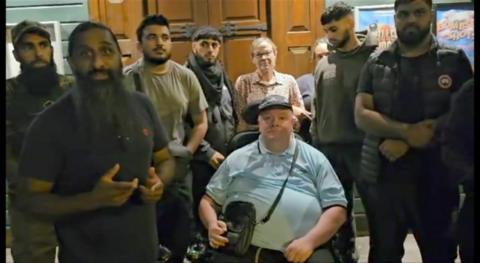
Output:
[187, 53, 224, 106]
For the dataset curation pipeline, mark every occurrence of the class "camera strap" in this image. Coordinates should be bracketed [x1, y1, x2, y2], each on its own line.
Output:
[259, 139, 299, 224]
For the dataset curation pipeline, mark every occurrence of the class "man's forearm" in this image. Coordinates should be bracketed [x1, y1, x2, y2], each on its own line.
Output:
[22, 190, 99, 220]
[199, 196, 220, 229]
[186, 121, 208, 154]
[355, 107, 409, 139]
[302, 206, 346, 248]
[156, 157, 175, 185]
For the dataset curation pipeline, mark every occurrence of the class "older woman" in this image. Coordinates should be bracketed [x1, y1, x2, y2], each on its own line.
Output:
[234, 37, 311, 132]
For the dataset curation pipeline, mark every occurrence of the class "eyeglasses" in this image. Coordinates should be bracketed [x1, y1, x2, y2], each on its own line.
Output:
[253, 50, 273, 58]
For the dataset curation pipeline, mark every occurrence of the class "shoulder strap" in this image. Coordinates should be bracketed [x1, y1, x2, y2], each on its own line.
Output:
[259, 140, 300, 224]
[133, 72, 144, 93]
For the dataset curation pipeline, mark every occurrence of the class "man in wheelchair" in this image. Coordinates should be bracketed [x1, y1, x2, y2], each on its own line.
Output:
[198, 95, 347, 263]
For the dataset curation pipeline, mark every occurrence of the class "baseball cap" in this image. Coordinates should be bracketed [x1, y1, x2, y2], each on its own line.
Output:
[242, 95, 293, 125]
[11, 20, 51, 46]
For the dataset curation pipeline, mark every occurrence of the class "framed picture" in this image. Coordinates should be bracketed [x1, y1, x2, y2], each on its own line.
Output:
[434, 3, 474, 69]
[355, 4, 396, 49]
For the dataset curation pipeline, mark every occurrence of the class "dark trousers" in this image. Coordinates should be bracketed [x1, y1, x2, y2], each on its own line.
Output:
[191, 161, 216, 234]
[208, 245, 336, 263]
[458, 192, 473, 263]
[357, 178, 459, 263]
[156, 156, 194, 263]
[9, 193, 57, 263]
[316, 143, 361, 263]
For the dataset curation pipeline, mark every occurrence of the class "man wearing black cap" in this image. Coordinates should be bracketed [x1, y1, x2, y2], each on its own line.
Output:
[199, 95, 347, 263]
[184, 26, 237, 240]
[6, 20, 74, 263]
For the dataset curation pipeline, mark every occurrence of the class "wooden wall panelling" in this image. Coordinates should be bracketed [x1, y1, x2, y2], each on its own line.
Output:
[270, 0, 325, 78]
[88, 0, 144, 66]
[209, 0, 268, 83]
[149, 0, 209, 64]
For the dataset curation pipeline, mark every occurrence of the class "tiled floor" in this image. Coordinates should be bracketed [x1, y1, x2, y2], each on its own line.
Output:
[6, 234, 460, 263]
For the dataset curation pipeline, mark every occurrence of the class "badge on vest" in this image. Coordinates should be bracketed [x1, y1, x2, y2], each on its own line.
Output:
[438, 74, 453, 89]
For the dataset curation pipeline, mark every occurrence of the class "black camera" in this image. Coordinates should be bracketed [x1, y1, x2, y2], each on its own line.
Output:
[219, 201, 256, 256]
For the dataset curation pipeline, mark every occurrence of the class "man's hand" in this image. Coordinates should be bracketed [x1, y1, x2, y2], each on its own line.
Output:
[209, 151, 225, 169]
[139, 167, 164, 203]
[379, 139, 410, 162]
[293, 106, 312, 121]
[91, 163, 138, 208]
[404, 119, 435, 148]
[284, 237, 315, 263]
[207, 220, 229, 249]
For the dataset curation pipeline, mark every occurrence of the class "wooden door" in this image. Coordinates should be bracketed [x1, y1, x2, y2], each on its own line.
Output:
[148, 0, 266, 83]
[89, 0, 144, 66]
[270, 0, 325, 78]
[208, 0, 268, 82]
[147, 0, 209, 64]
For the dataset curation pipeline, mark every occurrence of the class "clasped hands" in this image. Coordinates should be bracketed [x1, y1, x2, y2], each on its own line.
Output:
[379, 119, 435, 162]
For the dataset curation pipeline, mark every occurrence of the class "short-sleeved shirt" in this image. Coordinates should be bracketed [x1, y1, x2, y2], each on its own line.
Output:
[124, 59, 208, 144]
[234, 70, 305, 131]
[206, 137, 347, 251]
[17, 88, 169, 263]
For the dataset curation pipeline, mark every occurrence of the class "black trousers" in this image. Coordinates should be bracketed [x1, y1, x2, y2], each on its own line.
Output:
[458, 192, 473, 263]
[207, 245, 336, 263]
[156, 156, 194, 263]
[191, 160, 216, 234]
[316, 143, 362, 263]
[357, 177, 459, 263]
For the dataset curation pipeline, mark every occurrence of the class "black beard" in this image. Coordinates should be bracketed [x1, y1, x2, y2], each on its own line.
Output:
[194, 54, 217, 67]
[397, 25, 430, 47]
[144, 53, 171, 65]
[18, 64, 59, 95]
[332, 31, 350, 49]
[75, 71, 135, 142]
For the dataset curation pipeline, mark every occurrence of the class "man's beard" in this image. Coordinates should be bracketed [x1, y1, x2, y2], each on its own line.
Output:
[75, 68, 135, 141]
[331, 31, 350, 49]
[195, 53, 217, 67]
[18, 63, 59, 95]
[144, 52, 171, 65]
[397, 24, 430, 47]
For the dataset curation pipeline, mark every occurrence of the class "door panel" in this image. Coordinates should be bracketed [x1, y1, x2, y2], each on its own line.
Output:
[149, 0, 208, 64]
[271, 0, 325, 78]
[89, 0, 143, 66]
[209, 0, 267, 82]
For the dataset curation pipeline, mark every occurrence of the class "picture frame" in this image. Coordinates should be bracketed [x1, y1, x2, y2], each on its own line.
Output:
[354, 4, 396, 49]
[434, 3, 474, 69]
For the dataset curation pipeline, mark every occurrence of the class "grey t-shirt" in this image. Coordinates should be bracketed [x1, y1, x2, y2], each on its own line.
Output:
[311, 43, 376, 145]
[124, 59, 208, 144]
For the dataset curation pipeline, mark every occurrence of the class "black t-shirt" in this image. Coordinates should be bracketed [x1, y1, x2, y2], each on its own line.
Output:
[18, 89, 168, 263]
